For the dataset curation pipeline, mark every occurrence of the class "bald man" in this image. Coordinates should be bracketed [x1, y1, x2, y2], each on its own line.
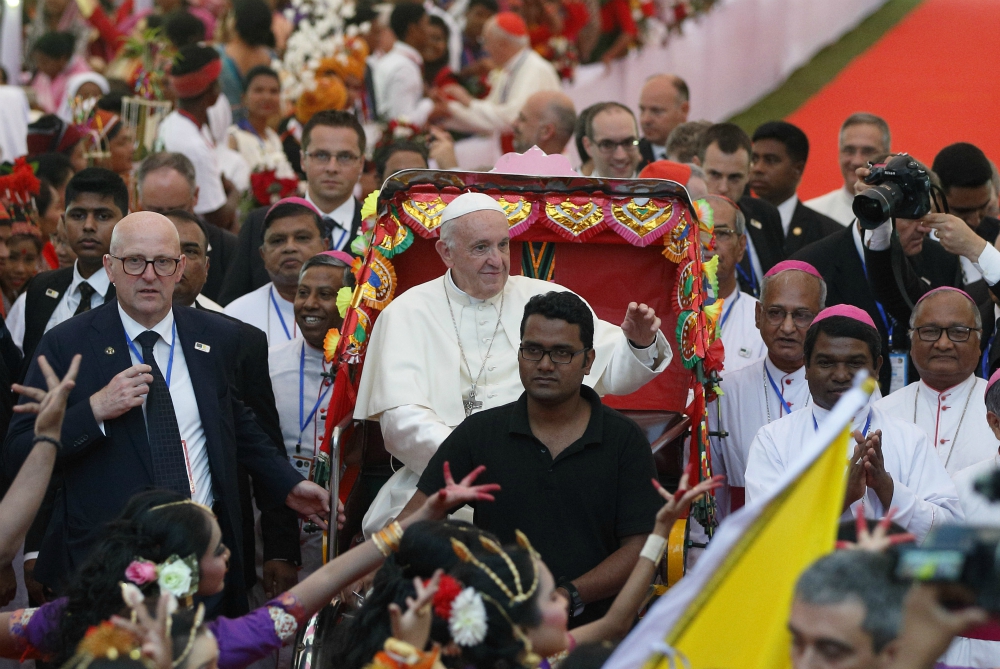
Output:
[638, 74, 690, 167]
[3, 212, 331, 616]
[512, 91, 576, 156]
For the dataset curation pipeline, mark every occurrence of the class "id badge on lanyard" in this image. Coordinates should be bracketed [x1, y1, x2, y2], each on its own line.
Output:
[889, 352, 909, 395]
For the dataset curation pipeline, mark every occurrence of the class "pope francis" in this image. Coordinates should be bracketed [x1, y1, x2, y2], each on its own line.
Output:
[355, 192, 673, 534]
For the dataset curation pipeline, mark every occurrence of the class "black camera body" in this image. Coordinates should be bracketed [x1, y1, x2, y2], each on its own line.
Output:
[895, 524, 1000, 612]
[852, 154, 932, 229]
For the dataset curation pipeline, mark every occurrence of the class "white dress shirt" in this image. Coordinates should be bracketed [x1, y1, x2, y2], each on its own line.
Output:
[118, 305, 213, 506]
[158, 111, 227, 215]
[223, 282, 297, 345]
[717, 286, 765, 373]
[7, 261, 112, 352]
[745, 399, 962, 541]
[305, 191, 356, 252]
[372, 41, 434, 126]
[776, 194, 798, 237]
[804, 186, 855, 226]
[267, 335, 332, 577]
[874, 377, 999, 475]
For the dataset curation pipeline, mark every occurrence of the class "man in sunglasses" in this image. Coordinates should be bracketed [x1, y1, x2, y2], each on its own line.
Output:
[582, 103, 643, 179]
[874, 288, 999, 475]
[406, 290, 663, 627]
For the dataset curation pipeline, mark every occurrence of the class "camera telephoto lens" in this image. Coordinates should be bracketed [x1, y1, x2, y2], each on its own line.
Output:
[854, 182, 905, 229]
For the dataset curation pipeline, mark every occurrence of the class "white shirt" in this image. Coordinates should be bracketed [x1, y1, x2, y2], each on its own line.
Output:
[223, 282, 297, 345]
[373, 41, 434, 126]
[268, 335, 332, 576]
[194, 294, 223, 312]
[306, 191, 356, 252]
[7, 261, 113, 352]
[158, 111, 227, 215]
[804, 186, 854, 226]
[745, 400, 962, 541]
[707, 356, 810, 515]
[445, 48, 560, 136]
[776, 194, 798, 237]
[867, 220, 1000, 286]
[874, 377, 999, 475]
[118, 305, 213, 506]
[717, 286, 765, 373]
[648, 142, 666, 161]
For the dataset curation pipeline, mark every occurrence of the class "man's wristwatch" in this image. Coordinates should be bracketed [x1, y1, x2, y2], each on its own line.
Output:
[560, 581, 584, 618]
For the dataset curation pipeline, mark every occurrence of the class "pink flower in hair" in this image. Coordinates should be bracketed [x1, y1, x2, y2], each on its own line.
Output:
[125, 560, 157, 585]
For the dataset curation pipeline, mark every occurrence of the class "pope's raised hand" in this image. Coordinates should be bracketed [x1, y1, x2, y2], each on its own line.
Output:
[622, 302, 660, 349]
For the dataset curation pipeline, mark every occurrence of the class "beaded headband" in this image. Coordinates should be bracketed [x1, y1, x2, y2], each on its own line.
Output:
[149, 500, 216, 517]
[450, 530, 540, 605]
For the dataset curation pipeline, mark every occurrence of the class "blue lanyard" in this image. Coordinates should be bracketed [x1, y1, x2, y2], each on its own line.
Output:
[330, 223, 349, 251]
[719, 290, 740, 332]
[982, 335, 995, 379]
[736, 261, 759, 298]
[298, 343, 333, 452]
[813, 409, 872, 436]
[126, 321, 177, 388]
[764, 364, 793, 416]
[858, 246, 895, 348]
[269, 286, 294, 341]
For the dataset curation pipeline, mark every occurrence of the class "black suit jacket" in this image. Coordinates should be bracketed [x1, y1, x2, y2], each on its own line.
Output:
[637, 138, 660, 172]
[0, 315, 21, 502]
[198, 303, 302, 585]
[792, 226, 893, 393]
[784, 201, 843, 256]
[202, 224, 239, 303]
[2, 301, 304, 613]
[218, 199, 363, 306]
[20, 267, 116, 375]
[736, 195, 786, 295]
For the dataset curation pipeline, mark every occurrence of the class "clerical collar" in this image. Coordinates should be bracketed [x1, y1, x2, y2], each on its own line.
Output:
[763, 355, 805, 384]
[918, 374, 976, 400]
[444, 270, 504, 307]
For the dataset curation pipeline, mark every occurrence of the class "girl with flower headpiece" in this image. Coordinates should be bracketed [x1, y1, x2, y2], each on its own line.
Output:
[0, 464, 499, 669]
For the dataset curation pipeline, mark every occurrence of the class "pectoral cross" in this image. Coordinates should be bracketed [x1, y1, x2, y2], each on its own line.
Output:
[463, 384, 483, 417]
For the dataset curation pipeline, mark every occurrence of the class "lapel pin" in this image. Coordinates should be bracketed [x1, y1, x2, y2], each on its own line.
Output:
[750, 219, 762, 229]
[45, 288, 59, 298]
[195, 342, 211, 352]
[105, 347, 115, 355]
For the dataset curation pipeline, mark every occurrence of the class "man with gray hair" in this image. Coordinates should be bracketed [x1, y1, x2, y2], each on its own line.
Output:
[789, 550, 909, 669]
[355, 191, 672, 534]
[708, 260, 827, 516]
[135, 152, 238, 302]
[805, 112, 891, 226]
[511, 90, 576, 156]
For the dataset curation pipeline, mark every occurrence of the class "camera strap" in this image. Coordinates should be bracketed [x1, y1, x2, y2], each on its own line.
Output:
[888, 220, 915, 311]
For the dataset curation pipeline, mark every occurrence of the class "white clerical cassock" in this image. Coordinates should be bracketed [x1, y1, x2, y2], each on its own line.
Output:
[874, 376, 999, 476]
[355, 268, 671, 534]
[224, 282, 297, 345]
[717, 287, 765, 373]
[267, 335, 331, 577]
[745, 399, 963, 541]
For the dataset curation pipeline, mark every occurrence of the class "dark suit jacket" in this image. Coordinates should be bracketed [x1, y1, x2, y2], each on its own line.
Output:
[202, 224, 239, 303]
[20, 267, 116, 376]
[218, 199, 363, 306]
[736, 195, 786, 295]
[2, 301, 304, 614]
[199, 303, 302, 585]
[637, 138, 660, 172]
[792, 226, 893, 393]
[0, 315, 21, 501]
[783, 201, 843, 256]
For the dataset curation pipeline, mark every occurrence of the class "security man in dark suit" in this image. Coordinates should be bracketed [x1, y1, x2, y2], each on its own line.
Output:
[697, 123, 786, 297]
[3, 212, 331, 615]
[750, 121, 842, 256]
[219, 110, 366, 305]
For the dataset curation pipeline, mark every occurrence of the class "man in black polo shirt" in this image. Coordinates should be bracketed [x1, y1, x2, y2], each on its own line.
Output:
[402, 291, 661, 626]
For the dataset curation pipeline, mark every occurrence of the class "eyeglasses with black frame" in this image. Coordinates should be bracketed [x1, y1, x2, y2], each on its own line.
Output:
[593, 137, 639, 154]
[110, 254, 182, 277]
[910, 325, 981, 343]
[518, 345, 591, 364]
[763, 307, 816, 329]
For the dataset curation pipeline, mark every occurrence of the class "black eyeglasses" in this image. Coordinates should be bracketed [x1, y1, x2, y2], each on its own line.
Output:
[593, 138, 639, 153]
[911, 326, 981, 343]
[519, 346, 590, 364]
[763, 307, 816, 328]
[110, 254, 181, 277]
[304, 150, 362, 166]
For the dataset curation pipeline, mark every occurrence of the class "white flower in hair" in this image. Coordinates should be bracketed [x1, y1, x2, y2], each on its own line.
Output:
[157, 557, 194, 598]
[449, 587, 488, 646]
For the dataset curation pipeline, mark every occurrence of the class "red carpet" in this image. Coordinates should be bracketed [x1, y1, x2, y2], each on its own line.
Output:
[789, 0, 1000, 200]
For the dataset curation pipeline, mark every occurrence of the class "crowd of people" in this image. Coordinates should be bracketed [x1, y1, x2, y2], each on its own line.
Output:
[0, 0, 998, 666]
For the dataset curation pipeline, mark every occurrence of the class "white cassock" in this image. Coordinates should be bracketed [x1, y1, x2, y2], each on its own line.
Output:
[224, 282, 298, 345]
[804, 187, 855, 227]
[873, 376, 999, 475]
[717, 287, 765, 374]
[942, 453, 1000, 669]
[266, 336, 332, 578]
[708, 356, 811, 517]
[355, 271, 672, 535]
[745, 399, 963, 541]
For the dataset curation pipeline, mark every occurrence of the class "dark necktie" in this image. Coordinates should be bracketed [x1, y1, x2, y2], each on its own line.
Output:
[135, 331, 189, 496]
[74, 282, 97, 316]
